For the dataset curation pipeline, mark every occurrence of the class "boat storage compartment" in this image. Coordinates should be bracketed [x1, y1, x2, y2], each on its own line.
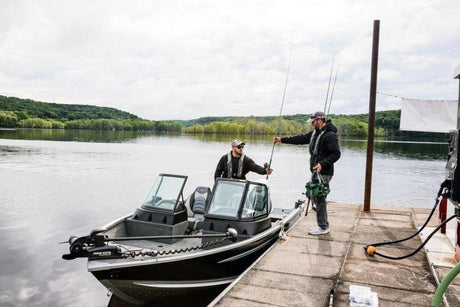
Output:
[127, 207, 188, 243]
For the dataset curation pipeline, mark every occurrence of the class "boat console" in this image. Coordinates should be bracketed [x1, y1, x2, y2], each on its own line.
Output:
[126, 175, 273, 239]
[203, 178, 272, 237]
[128, 174, 189, 242]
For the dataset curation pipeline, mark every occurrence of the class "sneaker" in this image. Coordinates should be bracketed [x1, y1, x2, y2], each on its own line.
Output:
[309, 226, 329, 235]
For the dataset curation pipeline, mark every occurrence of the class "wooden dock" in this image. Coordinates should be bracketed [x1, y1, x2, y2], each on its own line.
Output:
[211, 203, 460, 306]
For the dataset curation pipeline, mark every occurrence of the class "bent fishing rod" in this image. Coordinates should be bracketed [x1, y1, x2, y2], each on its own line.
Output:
[266, 46, 293, 179]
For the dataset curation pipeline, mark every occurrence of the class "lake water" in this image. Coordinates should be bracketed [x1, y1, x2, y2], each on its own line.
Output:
[0, 129, 449, 306]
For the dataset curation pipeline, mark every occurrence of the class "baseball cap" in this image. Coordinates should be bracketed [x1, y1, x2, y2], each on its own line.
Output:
[231, 139, 245, 147]
[307, 111, 326, 123]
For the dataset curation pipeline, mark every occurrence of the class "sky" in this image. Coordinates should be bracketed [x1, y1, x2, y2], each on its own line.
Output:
[1, 0, 459, 120]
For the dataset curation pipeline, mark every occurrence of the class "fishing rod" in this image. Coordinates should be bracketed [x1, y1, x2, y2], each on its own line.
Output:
[323, 54, 335, 114]
[322, 56, 340, 306]
[326, 64, 340, 116]
[105, 230, 237, 242]
[266, 46, 293, 179]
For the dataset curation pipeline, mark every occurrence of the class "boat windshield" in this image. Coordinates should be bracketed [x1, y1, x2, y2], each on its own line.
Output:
[207, 180, 245, 218]
[142, 174, 187, 211]
[241, 183, 268, 219]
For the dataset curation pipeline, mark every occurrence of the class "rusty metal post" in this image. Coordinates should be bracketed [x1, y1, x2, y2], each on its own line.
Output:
[363, 20, 380, 212]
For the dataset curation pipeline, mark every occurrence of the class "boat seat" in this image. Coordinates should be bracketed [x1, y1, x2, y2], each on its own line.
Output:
[185, 186, 211, 231]
[254, 189, 265, 212]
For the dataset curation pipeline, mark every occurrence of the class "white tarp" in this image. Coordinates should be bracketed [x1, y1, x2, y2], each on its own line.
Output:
[400, 98, 458, 133]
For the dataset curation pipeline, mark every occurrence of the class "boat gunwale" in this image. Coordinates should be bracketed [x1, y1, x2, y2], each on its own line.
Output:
[88, 218, 284, 272]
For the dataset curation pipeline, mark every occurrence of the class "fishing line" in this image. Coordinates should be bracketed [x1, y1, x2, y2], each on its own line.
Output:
[326, 63, 340, 116]
[377, 91, 400, 98]
[323, 53, 335, 114]
[266, 45, 293, 179]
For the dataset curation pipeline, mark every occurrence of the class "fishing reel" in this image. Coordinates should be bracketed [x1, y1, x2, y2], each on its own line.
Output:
[305, 181, 330, 199]
[264, 162, 273, 172]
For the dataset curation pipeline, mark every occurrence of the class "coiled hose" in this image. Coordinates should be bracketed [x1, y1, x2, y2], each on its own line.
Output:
[363, 196, 454, 260]
[364, 214, 455, 260]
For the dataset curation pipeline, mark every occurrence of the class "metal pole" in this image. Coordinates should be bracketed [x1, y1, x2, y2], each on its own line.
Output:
[454, 64, 460, 128]
[363, 20, 380, 212]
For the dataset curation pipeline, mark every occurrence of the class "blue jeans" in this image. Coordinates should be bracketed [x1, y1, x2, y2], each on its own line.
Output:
[311, 173, 332, 230]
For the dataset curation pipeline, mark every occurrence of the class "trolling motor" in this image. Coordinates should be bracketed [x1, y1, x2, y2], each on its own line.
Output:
[62, 228, 239, 260]
[62, 229, 122, 260]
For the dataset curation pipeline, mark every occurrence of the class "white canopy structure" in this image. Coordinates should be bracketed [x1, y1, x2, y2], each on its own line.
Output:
[400, 65, 460, 133]
[400, 98, 458, 133]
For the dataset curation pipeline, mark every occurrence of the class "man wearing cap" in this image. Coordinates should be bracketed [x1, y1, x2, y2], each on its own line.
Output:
[214, 139, 273, 180]
[273, 111, 341, 235]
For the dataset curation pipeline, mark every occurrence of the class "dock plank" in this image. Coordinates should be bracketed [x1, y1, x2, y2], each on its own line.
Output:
[212, 203, 460, 306]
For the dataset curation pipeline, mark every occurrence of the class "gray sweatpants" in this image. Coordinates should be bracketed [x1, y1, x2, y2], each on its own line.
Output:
[311, 173, 332, 230]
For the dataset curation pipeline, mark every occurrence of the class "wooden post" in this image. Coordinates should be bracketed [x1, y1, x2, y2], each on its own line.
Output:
[363, 20, 380, 212]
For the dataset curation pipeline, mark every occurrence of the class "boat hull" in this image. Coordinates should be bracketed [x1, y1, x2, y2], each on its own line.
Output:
[90, 227, 281, 304]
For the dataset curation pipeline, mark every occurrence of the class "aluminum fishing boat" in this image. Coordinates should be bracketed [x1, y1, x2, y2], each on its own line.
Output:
[62, 173, 305, 305]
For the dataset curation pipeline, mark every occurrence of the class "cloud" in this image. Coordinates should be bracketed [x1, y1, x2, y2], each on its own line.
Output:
[0, 0, 459, 120]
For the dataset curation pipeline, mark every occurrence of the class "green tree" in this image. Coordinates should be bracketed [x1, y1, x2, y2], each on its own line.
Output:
[19, 118, 53, 128]
[0, 111, 19, 127]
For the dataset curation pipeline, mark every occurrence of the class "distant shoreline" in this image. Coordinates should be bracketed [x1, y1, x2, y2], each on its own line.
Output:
[0, 95, 449, 139]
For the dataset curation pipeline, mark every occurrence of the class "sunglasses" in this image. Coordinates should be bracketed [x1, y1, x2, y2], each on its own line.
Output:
[237, 145, 244, 149]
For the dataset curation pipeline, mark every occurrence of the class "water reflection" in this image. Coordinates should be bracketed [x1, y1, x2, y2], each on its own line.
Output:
[0, 128, 170, 143]
[342, 138, 448, 160]
[0, 129, 449, 161]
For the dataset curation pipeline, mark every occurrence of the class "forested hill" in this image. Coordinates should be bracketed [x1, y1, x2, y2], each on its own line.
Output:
[0, 95, 139, 121]
[176, 112, 399, 128]
[0, 95, 182, 131]
[0, 95, 447, 139]
[176, 110, 446, 139]
[176, 111, 402, 134]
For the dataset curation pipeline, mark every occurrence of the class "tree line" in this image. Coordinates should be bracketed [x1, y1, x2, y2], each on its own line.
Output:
[181, 111, 446, 139]
[0, 95, 448, 139]
[0, 96, 181, 132]
[0, 110, 182, 132]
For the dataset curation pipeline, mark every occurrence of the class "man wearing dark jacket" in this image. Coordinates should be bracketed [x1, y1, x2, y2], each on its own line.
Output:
[214, 139, 272, 180]
[274, 111, 341, 235]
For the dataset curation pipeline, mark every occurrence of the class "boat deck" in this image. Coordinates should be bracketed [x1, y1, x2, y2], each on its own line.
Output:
[211, 203, 460, 306]
[118, 237, 203, 251]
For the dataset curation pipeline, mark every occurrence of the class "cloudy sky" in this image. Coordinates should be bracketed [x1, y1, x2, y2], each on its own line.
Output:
[1, 1, 459, 120]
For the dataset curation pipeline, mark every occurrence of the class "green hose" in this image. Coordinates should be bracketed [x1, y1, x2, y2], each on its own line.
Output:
[432, 261, 460, 306]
